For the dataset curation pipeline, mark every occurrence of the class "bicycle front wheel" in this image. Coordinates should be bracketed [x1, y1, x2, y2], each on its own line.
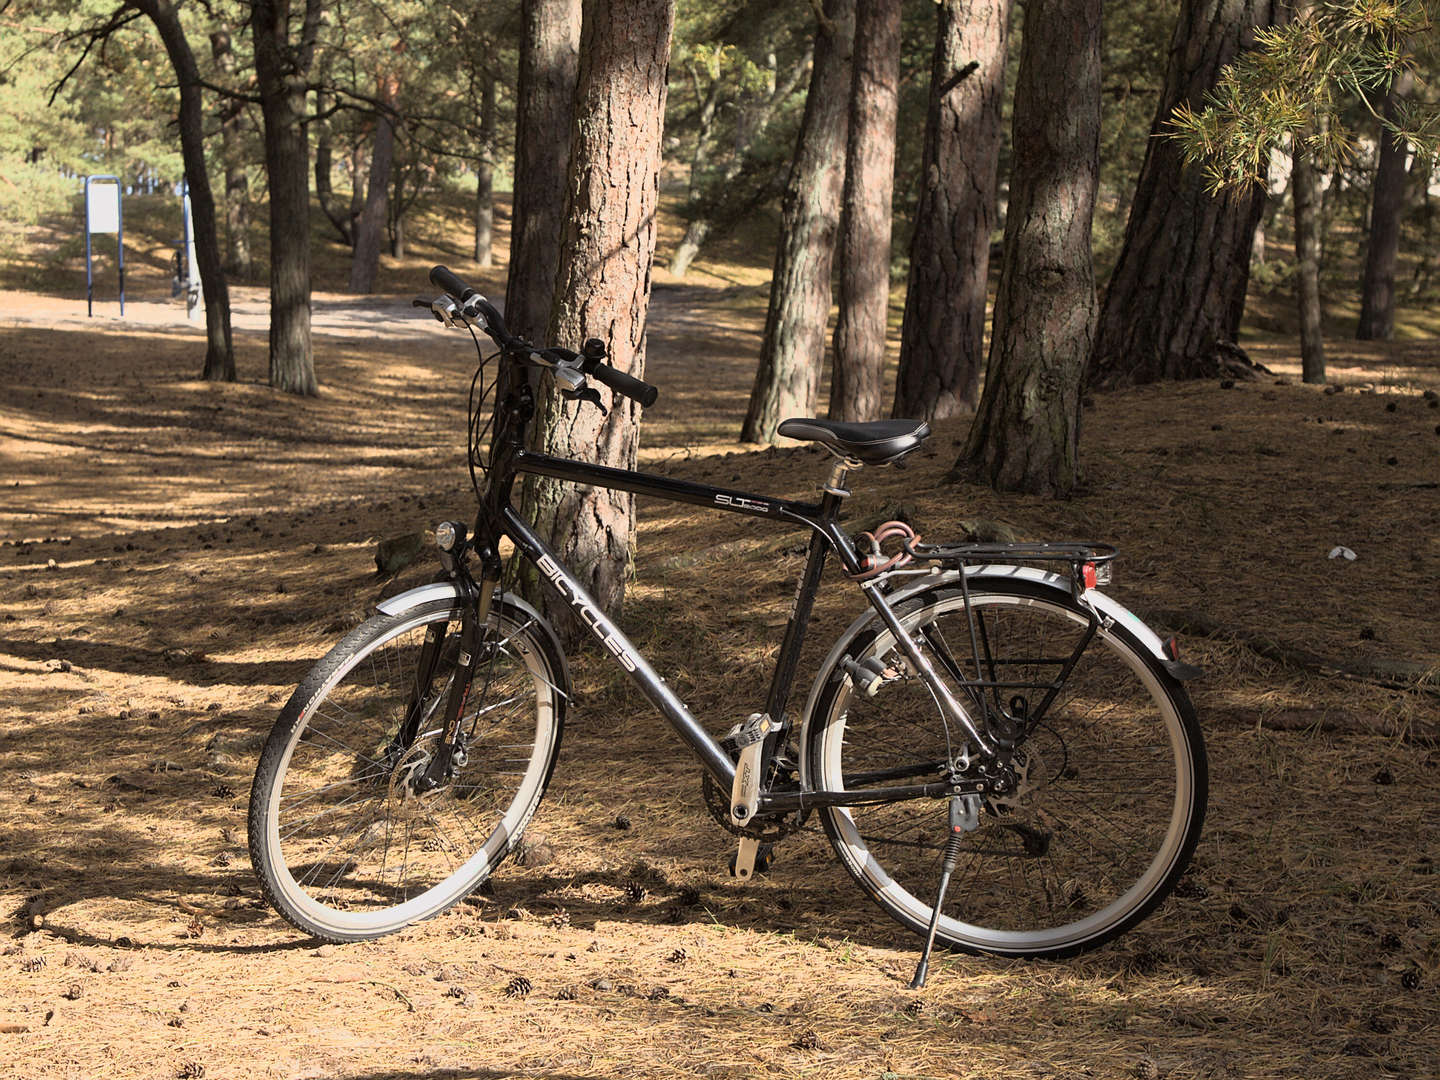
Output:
[806, 579, 1206, 958]
[248, 597, 566, 942]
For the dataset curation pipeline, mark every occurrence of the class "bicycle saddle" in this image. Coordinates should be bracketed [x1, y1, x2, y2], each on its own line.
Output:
[776, 417, 931, 465]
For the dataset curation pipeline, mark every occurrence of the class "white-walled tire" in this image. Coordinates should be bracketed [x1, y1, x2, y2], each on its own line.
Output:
[248, 598, 566, 942]
[806, 581, 1206, 958]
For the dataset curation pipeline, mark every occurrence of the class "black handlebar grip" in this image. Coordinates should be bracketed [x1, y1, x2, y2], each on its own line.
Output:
[591, 363, 659, 408]
[429, 264, 475, 300]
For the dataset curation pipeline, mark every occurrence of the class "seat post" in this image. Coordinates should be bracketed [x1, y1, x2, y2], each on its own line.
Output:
[818, 459, 854, 521]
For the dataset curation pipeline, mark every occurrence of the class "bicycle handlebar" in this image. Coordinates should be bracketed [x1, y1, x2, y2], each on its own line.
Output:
[428, 263, 659, 409]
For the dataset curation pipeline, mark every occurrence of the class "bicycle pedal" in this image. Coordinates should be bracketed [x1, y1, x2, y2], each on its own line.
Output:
[728, 839, 775, 880]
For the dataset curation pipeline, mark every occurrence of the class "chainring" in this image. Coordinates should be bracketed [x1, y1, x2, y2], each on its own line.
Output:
[700, 735, 809, 841]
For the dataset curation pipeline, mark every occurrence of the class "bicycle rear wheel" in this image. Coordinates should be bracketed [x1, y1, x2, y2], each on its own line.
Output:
[806, 579, 1206, 958]
[248, 597, 566, 942]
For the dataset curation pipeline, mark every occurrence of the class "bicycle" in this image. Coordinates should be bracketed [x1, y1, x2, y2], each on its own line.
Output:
[248, 266, 1208, 985]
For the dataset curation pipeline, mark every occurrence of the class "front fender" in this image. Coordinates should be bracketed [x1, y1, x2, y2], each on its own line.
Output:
[375, 581, 571, 699]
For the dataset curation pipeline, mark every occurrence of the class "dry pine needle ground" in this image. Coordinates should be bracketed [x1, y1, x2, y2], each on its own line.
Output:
[0, 271, 1437, 1080]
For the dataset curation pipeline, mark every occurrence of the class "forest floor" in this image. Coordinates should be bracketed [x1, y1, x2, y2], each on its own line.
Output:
[1, 204, 1439, 1080]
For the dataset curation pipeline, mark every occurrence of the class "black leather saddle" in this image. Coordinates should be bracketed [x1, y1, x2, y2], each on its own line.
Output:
[776, 417, 931, 465]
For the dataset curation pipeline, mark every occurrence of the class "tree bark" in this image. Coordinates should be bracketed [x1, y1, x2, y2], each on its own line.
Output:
[348, 78, 398, 294]
[1292, 144, 1324, 383]
[959, 0, 1101, 496]
[519, 0, 675, 644]
[1088, 0, 1276, 387]
[209, 28, 252, 279]
[251, 0, 322, 396]
[893, 0, 1012, 422]
[1356, 74, 1411, 340]
[830, 0, 900, 423]
[128, 0, 235, 382]
[504, 0, 581, 346]
[474, 73, 497, 268]
[740, 0, 855, 444]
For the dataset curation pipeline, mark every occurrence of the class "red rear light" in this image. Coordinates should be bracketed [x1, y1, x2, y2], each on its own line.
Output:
[1082, 562, 1098, 590]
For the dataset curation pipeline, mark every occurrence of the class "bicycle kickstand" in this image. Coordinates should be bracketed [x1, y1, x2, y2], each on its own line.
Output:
[909, 793, 980, 990]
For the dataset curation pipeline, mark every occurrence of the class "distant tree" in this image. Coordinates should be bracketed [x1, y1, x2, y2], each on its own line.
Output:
[667, 44, 810, 278]
[893, 0, 1012, 423]
[1357, 72, 1414, 339]
[740, 0, 854, 444]
[251, 0, 324, 395]
[519, 0, 675, 641]
[474, 71, 497, 267]
[209, 27, 253, 279]
[958, 0, 1101, 495]
[1164, 1, 1438, 341]
[347, 73, 398, 294]
[504, 0, 579, 345]
[123, 0, 235, 381]
[830, 0, 900, 423]
[1292, 138, 1326, 381]
[1089, 0, 1277, 387]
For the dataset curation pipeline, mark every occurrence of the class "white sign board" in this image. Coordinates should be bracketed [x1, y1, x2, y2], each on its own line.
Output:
[87, 180, 120, 234]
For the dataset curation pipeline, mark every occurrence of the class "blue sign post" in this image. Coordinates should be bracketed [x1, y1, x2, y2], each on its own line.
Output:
[83, 175, 125, 317]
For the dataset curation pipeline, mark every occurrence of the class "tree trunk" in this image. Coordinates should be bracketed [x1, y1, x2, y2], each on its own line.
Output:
[959, 0, 1101, 496]
[830, 0, 900, 423]
[893, 0, 1012, 422]
[348, 79, 397, 294]
[505, 0, 581, 346]
[251, 0, 321, 396]
[474, 73, 497, 267]
[742, 0, 855, 444]
[519, 0, 675, 643]
[130, 0, 234, 382]
[1356, 74, 1411, 340]
[1292, 144, 1325, 383]
[666, 54, 722, 278]
[1088, 0, 1276, 387]
[209, 29, 252, 279]
[313, 86, 354, 246]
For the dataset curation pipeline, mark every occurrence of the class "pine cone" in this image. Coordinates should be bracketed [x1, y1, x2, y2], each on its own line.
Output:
[623, 879, 646, 904]
[504, 975, 532, 998]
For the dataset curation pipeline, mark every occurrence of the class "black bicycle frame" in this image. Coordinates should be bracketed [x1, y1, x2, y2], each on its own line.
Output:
[500, 450, 864, 796]
[455, 381, 994, 814]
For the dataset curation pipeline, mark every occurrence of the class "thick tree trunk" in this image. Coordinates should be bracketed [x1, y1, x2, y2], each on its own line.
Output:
[209, 29, 252, 279]
[251, 0, 321, 396]
[348, 79, 397, 294]
[131, 0, 234, 382]
[830, 0, 900, 423]
[1292, 145, 1325, 383]
[893, 0, 1012, 422]
[505, 0, 580, 345]
[959, 0, 1100, 496]
[1088, 0, 1276, 387]
[741, 0, 855, 444]
[1356, 75, 1411, 340]
[520, 0, 674, 643]
[474, 74, 497, 267]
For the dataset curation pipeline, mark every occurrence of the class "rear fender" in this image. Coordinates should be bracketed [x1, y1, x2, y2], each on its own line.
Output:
[795, 566, 1186, 786]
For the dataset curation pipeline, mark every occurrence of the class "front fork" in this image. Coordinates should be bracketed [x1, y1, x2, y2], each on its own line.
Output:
[407, 546, 501, 794]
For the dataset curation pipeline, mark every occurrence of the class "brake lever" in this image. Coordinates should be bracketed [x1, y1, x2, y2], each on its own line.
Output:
[413, 295, 462, 328]
[561, 387, 608, 416]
